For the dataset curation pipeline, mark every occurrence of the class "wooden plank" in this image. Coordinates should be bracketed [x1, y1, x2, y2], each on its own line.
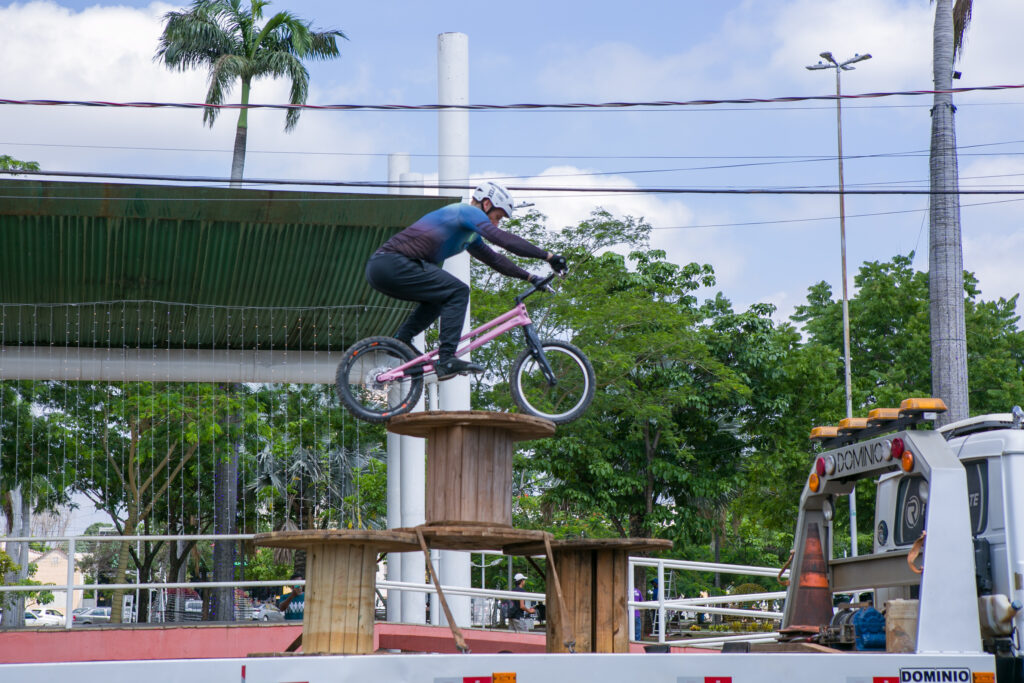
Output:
[323, 543, 343, 654]
[594, 550, 614, 653]
[462, 424, 477, 521]
[493, 431, 505, 524]
[576, 551, 592, 653]
[304, 543, 328, 653]
[403, 524, 550, 551]
[496, 429, 513, 524]
[507, 537, 673, 555]
[388, 410, 555, 440]
[416, 528, 470, 653]
[332, 543, 351, 654]
[546, 553, 565, 653]
[482, 426, 496, 522]
[322, 542, 341, 653]
[340, 543, 359, 654]
[612, 550, 629, 653]
[425, 426, 443, 522]
[254, 529, 420, 553]
[349, 543, 365, 653]
[358, 544, 376, 653]
[450, 425, 465, 523]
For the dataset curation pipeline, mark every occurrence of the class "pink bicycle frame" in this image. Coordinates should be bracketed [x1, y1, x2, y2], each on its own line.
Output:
[376, 302, 533, 382]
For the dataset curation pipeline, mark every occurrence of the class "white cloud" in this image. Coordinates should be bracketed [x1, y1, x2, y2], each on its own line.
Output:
[0, 1, 380, 182]
[473, 166, 764, 298]
[958, 156, 1024, 315]
[535, 0, 934, 102]
[764, 0, 933, 91]
[533, 0, 1024, 106]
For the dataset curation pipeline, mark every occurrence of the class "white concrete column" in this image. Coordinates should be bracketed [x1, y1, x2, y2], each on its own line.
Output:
[393, 162, 430, 624]
[385, 423, 403, 622]
[388, 153, 410, 194]
[399, 417, 426, 622]
[400, 328, 427, 623]
[437, 30, 472, 628]
[400, 172, 423, 192]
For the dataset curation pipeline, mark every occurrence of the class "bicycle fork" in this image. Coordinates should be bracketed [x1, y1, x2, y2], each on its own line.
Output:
[522, 324, 558, 386]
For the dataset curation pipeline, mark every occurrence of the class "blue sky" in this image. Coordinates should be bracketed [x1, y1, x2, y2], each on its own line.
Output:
[2, 0, 1023, 320]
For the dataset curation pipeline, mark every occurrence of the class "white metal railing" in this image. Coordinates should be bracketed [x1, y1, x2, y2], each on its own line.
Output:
[2, 534, 788, 646]
[627, 556, 788, 645]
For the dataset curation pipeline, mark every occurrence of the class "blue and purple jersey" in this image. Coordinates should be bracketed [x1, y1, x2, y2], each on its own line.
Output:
[376, 203, 546, 279]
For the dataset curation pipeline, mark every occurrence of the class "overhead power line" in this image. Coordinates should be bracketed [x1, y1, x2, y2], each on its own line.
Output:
[3, 139, 1024, 174]
[5, 168, 1024, 195]
[2, 83, 1024, 112]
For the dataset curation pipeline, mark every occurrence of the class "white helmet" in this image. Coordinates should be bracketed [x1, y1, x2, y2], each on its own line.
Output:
[472, 181, 515, 216]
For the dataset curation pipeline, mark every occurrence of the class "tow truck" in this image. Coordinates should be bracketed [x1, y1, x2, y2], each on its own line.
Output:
[781, 398, 1023, 683]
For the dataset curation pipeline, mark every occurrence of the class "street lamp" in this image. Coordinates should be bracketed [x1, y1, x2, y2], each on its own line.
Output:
[806, 51, 871, 557]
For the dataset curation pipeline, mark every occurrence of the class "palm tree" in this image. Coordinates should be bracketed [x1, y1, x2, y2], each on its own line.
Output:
[156, 0, 345, 184]
[929, 0, 972, 425]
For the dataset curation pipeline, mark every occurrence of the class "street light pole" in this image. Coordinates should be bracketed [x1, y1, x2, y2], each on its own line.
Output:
[807, 51, 871, 557]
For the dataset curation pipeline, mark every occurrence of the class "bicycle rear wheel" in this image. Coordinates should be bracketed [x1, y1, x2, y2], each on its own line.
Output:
[510, 339, 595, 424]
[336, 336, 423, 423]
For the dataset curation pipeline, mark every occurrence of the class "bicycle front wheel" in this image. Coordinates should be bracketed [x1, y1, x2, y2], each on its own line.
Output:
[510, 339, 595, 424]
[336, 336, 423, 423]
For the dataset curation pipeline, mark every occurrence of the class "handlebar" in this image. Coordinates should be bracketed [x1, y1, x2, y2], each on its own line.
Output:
[515, 272, 559, 304]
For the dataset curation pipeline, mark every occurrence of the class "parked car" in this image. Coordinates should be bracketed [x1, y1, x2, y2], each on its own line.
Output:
[183, 599, 203, 621]
[24, 611, 40, 626]
[73, 606, 111, 625]
[252, 603, 285, 622]
[28, 608, 64, 626]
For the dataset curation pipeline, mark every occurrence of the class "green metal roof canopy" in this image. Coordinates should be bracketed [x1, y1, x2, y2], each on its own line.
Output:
[0, 179, 456, 352]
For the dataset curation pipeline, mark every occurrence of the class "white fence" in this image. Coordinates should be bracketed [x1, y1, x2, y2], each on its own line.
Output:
[1, 534, 788, 646]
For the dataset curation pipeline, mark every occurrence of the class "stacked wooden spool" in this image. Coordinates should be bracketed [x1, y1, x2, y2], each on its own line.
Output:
[256, 410, 673, 655]
[391, 411, 673, 654]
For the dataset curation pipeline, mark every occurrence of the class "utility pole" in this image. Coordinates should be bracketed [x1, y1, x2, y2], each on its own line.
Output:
[806, 51, 871, 557]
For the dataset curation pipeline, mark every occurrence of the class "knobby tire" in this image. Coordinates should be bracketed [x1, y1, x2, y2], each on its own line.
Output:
[510, 339, 595, 424]
[336, 336, 423, 423]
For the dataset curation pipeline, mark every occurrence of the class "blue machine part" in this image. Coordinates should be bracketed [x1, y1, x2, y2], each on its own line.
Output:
[853, 607, 887, 651]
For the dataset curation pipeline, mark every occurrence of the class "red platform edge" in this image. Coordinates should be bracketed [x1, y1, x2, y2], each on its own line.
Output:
[0, 622, 701, 663]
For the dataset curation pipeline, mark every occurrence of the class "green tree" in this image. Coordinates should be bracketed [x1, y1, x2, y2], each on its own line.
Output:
[745, 254, 1024, 553]
[792, 254, 1024, 417]
[248, 383, 387, 575]
[67, 381, 242, 623]
[155, 0, 345, 183]
[470, 211, 783, 577]
[0, 156, 40, 173]
[1, 381, 69, 627]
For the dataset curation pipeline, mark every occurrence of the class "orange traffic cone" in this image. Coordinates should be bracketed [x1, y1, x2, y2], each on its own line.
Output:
[780, 522, 833, 638]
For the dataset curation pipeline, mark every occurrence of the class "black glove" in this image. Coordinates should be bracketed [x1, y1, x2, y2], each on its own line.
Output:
[529, 274, 547, 289]
[548, 253, 568, 274]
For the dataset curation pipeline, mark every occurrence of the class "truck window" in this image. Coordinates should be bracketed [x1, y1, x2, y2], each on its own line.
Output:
[964, 459, 988, 536]
[894, 460, 988, 545]
[895, 476, 927, 546]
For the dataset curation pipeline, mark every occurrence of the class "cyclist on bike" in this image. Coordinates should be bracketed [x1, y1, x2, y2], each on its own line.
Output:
[366, 181, 566, 381]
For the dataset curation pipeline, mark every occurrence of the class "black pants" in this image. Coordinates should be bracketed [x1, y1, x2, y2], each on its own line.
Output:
[365, 252, 469, 358]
